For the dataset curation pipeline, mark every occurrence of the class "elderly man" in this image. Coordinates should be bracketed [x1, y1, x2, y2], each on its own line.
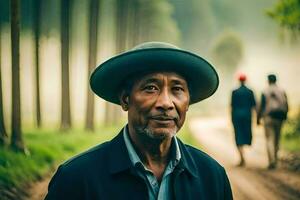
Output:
[45, 42, 233, 200]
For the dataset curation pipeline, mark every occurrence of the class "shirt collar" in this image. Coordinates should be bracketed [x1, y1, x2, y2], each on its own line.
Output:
[108, 127, 198, 178]
[123, 125, 181, 168]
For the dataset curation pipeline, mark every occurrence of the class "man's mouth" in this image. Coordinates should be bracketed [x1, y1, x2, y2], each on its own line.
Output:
[149, 115, 177, 125]
[151, 116, 174, 120]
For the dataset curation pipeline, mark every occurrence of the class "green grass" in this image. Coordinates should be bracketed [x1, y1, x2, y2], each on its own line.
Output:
[0, 124, 200, 199]
[177, 124, 202, 149]
[281, 118, 300, 152]
[281, 136, 300, 152]
[0, 126, 118, 192]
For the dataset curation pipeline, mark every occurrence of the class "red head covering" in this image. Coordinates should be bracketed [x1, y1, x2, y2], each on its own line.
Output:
[238, 74, 246, 82]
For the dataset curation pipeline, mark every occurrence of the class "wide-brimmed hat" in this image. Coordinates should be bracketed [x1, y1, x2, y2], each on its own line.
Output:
[90, 42, 219, 105]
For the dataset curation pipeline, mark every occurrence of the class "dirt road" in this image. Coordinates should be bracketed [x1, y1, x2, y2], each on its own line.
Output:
[189, 117, 300, 200]
[25, 174, 51, 200]
[26, 117, 300, 200]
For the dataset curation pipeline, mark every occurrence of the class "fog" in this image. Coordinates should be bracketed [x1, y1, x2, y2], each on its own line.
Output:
[0, 0, 299, 128]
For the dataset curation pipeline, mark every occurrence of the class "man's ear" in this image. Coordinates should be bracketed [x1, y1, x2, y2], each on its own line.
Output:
[120, 91, 129, 111]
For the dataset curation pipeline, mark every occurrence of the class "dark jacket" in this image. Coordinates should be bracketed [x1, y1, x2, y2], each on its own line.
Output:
[45, 129, 233, 200]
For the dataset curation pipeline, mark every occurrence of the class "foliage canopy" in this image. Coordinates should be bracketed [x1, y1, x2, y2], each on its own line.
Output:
[266, 0, 300, 38]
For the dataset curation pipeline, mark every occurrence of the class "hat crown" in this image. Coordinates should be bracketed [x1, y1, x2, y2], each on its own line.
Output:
[131, 41, 179, 51]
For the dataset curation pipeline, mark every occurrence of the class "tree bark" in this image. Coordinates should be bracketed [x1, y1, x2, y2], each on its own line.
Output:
[34, 0, 41, 128]
[127, 0, 138, 48]
[85, 0, 99, 131]
[104, 101, 112, 125]
[60, 0, 72, 131]
[115, 0, 127, 54]
[0, 25, 7, 146]
[108, 0, 129, 125]
[135, 0, 143, 44]
[10, 0, 25, 151]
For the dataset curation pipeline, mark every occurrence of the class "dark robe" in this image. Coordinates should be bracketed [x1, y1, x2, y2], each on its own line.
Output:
[231, 85, 256, 145]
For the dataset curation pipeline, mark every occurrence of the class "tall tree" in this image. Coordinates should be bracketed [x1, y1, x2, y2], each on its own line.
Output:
[129, 0, 141, 46]
[169, 0, 212, 51]
[10, 0, 25, 151]
[110, 0, 131, 125]
[34, 0, 42, 128]
[85, 0, 99, 131]
[0, 24, 7, 146]
[60, 0, 72, 131]
[115, 0, 128, 53]
[103, 0, 127, 126]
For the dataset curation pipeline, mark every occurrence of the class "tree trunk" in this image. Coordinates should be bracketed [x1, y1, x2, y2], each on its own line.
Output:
[139, 4, 150, 42]
[115, 0, 127, 54]
[135, 1, 143, 45]
[127, 0, 138, 48]
[85, 0, 99, 131]
[10, 0, 25, 151]
[34, 0, 41, 128]
[0, 25, 7, 146]
[60, 0, 72, 131]
[104, 102, 112, 125]
[108, 0, 129, 125]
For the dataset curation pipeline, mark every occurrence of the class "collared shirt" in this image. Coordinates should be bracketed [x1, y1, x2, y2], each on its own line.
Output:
[123, 126, 181, 200]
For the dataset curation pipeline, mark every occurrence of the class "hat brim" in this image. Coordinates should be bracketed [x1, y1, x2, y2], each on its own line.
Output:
[90, 48, 219, 105]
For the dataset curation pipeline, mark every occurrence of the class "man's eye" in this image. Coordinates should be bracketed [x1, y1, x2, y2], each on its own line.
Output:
[173, 86, 184, 92]
[144, 85, 157, 91]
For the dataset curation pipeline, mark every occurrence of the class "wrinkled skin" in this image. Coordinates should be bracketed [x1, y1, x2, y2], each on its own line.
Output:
[120, 72, 190, 143]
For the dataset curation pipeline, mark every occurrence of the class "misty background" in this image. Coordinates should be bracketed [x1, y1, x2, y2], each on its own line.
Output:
[0, 0, 299, 129]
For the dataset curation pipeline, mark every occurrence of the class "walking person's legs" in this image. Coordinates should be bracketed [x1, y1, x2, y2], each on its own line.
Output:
[264, 117, 276, 169]
[273, 119, 283, 165]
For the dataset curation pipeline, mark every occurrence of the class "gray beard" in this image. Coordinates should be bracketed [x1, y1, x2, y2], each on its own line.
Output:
[136, 126, 177, 141]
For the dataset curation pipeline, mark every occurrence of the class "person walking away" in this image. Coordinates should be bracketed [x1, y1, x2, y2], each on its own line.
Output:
[231, 74, 256, 166]
[257, 74, 288, 169]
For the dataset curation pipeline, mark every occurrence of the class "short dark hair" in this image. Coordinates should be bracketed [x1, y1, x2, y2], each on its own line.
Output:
[268, 74, 277, 83]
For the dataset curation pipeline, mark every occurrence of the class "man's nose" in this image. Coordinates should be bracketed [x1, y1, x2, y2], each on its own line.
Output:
[155, 89, 174, 110]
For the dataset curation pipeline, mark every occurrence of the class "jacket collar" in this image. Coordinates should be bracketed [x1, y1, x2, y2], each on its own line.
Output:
[108, 128, 133, 174]
[108, 127, 198, 178]
[176, 139, 199, 178]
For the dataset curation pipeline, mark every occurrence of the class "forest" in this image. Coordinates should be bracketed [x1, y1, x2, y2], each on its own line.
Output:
[0, 0, 299, 199]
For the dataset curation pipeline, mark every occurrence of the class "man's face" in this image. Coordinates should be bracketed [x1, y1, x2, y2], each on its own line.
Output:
[123, 72, 190, 141]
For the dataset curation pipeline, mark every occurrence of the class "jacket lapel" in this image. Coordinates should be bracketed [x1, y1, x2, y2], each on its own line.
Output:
[176, 138, 198, 178]
[107, 130, 204, 200]
[107, 128, 148, 199]
[173, 138, 205, 200]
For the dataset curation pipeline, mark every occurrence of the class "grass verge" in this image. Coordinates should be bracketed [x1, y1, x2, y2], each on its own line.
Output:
[0, 124, 200, 199]
[281, 136, 300, 153]
[0, 126, 118, 199]
[178, 124, 202, 149]
[280, 117, 300, 172]
[281, 117, 300, 152]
